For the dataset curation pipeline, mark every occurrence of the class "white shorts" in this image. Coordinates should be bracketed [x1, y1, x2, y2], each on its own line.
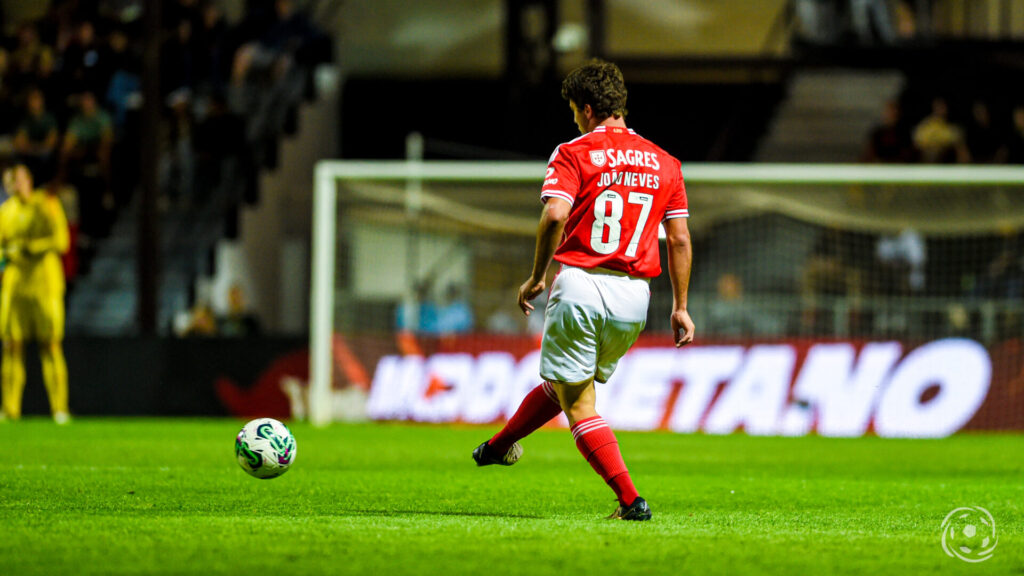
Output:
[540, 265, 650, 384]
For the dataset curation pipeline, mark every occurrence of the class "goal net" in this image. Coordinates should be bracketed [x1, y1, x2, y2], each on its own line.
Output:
[310, 161, 1024, 435]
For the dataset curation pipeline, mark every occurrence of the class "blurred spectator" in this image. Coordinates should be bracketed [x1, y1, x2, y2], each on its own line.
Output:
[164, 0, 202, 30]
[218, 283, 261, 336]
[912, 98, 969, 163]
[104, 27, 140, 135]
[0, 49, 18, 138]
[874, 227, 926, 294]
[800, 227, 864, 333]
[863, 99, 916, 163]
[437, 284, 474, 334]
[61, 21, 113, 97]
[14, 88, 60, 183]
[159, 89, 195, 207]
[850, 0, 896, 45]
[231, 0, 320, 168]
[9, 23, 53, 91]
[0, 0, 330, 336]
[893, 1, 917, 39]
[796, 0, 897, 46]
[973, 234, 1024, 300]
[34, 48, 64, 123]
[193, 91, 245, 201]
[262, 0, 320, 55]
[396, 282, 439, 334]
[195, 2, 230, 91]
[181, 301, 218, 336]
[160, 17, 196, 97]
[706, 273, 752, 337]
[1005, 106, 1024, 164]
[61, 91, 114, 240]
[966, 101, 1005, 164]
[795, 0, 839, 45]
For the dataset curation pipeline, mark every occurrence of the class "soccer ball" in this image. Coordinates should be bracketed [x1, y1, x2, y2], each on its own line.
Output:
[941, 506, 998, 562]
[235, 418, 297, 479]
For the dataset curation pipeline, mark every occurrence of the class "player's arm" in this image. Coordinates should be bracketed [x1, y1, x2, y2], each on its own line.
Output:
[664, 216, 695, 347]
[13, 126, 31, 154]
[518, 197, 570, 315]
[0, 205, 20, 262]
[26, 197, 70, 256]
[61, 130, 78, 155]
[98, 122, 114, 177]
[43, 126, 59, 154]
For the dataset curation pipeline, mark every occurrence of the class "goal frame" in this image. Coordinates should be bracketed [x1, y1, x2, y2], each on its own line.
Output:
[310, 161, 1024, 426]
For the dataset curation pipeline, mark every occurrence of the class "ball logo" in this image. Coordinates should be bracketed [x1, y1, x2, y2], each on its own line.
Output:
[941, 506, 997, 562]
[235, 433, 263, 469]
[589, 150, 606, 167]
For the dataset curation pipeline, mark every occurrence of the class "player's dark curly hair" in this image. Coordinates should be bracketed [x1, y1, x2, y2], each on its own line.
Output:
[561, 59, 628, 120]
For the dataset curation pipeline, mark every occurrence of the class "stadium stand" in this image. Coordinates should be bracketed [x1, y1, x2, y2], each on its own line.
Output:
[0, 0, 330, 334]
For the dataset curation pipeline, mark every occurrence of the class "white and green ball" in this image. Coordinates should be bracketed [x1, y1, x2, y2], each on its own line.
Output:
[235, 418, 297, 479]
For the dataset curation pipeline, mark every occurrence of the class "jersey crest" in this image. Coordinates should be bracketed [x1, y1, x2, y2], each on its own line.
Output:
[589, 150, 607, 167]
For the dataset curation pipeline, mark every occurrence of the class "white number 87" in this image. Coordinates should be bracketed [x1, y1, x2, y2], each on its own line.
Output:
[590, 190, 653, 257]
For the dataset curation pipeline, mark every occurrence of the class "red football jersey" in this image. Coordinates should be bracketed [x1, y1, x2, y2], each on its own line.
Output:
[540, 125, 688, 278]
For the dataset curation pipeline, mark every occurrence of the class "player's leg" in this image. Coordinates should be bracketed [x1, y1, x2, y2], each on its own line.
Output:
[0, 284, 16, 419]
[577, 274, 651, 519]
[474, 269, 592, 467]
[475, 380, 562, 465]
[37, 295, 69, 423]
[551, 377, 644, 519]
[505, 268, 601, 442]
[531, 268, 645, 514]
[1, 288, 28, 419]
[1, 340, 26, 420]
[39, 340, 69, 423]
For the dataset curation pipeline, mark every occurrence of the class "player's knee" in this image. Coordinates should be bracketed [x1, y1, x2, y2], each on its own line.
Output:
[562, 404, 593, 424]
[551, 378, 597, 422]
[41, 340, 62, 355]
[3, 340, 24, 354]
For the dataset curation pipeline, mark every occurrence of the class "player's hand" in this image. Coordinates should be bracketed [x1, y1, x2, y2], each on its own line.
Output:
[671, 309, 695, 347]
[518, 277, 546, 316]
[3, 242, 25, 262]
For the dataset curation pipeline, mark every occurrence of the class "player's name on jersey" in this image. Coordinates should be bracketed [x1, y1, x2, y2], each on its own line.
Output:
[598, 170, 660, 189]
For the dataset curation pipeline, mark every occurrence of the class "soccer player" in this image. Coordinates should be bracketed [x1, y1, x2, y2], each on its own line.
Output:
[473, 60, 695, 520]
[0, 164, 70, 424]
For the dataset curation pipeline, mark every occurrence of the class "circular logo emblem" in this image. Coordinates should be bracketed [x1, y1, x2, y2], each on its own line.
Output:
[941, 506, 997, 563]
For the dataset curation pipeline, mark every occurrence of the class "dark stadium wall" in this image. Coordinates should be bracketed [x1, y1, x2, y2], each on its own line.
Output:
[17, 337, 307, 418]
[339, 77, 784, 162]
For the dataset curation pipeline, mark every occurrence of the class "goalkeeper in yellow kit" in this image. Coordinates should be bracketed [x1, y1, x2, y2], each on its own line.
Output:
[0, 164, 70, 423]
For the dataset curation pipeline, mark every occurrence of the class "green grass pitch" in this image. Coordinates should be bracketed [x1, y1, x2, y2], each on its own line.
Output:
[1, 418, 1021, 575]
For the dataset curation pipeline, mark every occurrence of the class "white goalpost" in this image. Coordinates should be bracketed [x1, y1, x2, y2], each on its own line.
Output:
[309, 161, 1024, 427]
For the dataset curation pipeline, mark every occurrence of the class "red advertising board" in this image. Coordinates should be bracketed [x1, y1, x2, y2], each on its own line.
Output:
[221, 334, 1024, 436]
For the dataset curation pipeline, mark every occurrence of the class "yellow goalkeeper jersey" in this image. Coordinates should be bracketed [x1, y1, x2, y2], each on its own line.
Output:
[0, 190, 69, 298]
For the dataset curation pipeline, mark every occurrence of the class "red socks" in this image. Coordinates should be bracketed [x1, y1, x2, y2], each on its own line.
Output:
[490, 387, 640, 508]
[571, 416, 639, 507]
[489, 382, 563, 454]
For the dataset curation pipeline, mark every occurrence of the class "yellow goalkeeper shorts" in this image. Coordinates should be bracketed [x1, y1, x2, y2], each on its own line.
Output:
[0, 291, 64, 341]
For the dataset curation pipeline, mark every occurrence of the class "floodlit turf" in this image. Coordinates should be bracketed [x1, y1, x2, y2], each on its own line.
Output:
[1, 419, 1021, 575]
